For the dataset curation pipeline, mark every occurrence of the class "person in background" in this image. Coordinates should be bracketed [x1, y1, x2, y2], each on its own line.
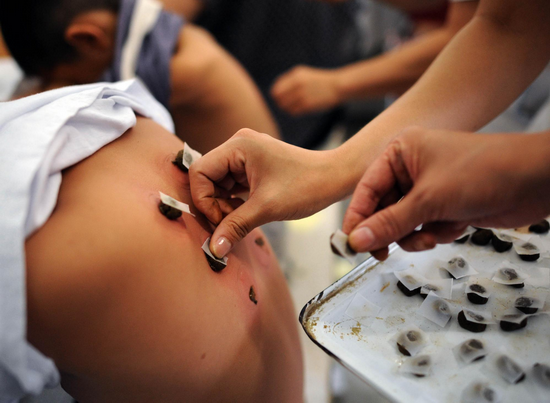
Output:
[187, 0, 550, 260]
[0, 0, 278, 154]
[271, 0, 478, 116]
[161, 0, 362, 149]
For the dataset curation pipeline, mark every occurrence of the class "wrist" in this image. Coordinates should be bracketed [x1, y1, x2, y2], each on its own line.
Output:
[333, 68, 355, 103]
[520, 132, 550, 199]
[327, 143, 367, 201]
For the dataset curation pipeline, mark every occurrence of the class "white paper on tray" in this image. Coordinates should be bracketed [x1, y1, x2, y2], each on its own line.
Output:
[497, 311, 529, 325]
[465, 281, 492, 298]
[484, 352, 525, 385]
[492, 262, 528, 285]
[526, 267, 550, 289]
[345, 293, 381, 326]
[458, 226, 477, 238]
[462, 308, 495, 325]
[400, 354, 434, 377]
[493, 231, 515, 243]
[513, 236, 543, 256]
[452, 338, 488, 367]
[418, 292, 453, 328]
[460, 380, 503, 403]
[514, 290, 547, 311]
[421, 278, 453, 299]
[159, 191, 195, 216]
[500, 228, 532, 242]
[300, 225, 550, 403]
[394, 268, 426, 291]
[446, 256, 478, 279]
[527, 363, 550, 400]
[392, 325, 427, 357]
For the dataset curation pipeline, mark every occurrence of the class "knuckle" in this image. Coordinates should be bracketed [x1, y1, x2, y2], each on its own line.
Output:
[233, 128, 255, 140]
[227, 215, 251, 241]
[376, 208, 404, 240]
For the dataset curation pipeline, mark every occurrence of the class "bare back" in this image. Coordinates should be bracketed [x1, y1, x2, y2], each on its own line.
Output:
[25, 118, 303, 402]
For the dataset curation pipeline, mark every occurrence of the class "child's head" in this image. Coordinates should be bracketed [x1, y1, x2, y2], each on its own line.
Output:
[0, 0, 120, 83]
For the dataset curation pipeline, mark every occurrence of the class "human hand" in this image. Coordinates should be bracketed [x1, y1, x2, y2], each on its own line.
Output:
[190, 129, 341, 258]
[342, 127, 550, 259]
[271, 66, 343, 115]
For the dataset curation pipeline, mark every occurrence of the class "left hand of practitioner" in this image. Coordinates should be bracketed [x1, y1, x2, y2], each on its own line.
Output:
[271, 66, 342, 115]
[342, 127, 550, 260]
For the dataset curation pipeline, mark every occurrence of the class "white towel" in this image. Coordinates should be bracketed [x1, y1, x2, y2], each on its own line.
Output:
[0, 79, 173, 402]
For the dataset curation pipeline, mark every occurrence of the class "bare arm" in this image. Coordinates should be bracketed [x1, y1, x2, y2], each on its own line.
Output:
[271, 1, 477, 115]
[334, 0, 550, 200]
[159, 0, 205, 21]
[190, 0, 550, 257]
[169, 25, 279, 154]
[338, 1, 477, 99]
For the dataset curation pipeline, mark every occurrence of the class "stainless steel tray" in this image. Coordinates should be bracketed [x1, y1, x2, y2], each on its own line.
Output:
[300, 234, 550, 403]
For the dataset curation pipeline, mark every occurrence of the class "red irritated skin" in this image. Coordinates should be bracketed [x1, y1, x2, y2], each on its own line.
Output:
[25, 118, 303, 403]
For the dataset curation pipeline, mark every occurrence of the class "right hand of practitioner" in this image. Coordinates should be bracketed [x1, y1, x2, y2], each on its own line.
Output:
[343, 127, 550, 259]
[189, 129, 338, 258]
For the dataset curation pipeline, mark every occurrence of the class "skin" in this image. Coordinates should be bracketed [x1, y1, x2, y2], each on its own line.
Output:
[0, 29, 9, 57]
[27, 10, 279, 154]
[271, 1, 478, 115]
[25, 117, 303, 403]
[188, 0, 550, 259]
[344, 128, 550, 259]
[159, 0, 204, 20]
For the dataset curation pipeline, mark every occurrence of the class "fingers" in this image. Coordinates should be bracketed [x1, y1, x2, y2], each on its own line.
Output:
[189, 129, 290, 258]
[348, 192, 428, 253]
[209, 196, 272, 258]
[271, 70, 298, 100]
[342, 145, 400, 234]
[271, 75, 309, 115]
[189, 136, 249, 226]
[396, 222, 467, 252]
[271, 66, 329, 115]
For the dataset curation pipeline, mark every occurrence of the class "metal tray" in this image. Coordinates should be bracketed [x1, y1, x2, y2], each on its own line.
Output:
[300, 232, 550, 403]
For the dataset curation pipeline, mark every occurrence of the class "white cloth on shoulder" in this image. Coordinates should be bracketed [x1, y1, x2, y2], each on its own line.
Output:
[0, 79, 173, 402]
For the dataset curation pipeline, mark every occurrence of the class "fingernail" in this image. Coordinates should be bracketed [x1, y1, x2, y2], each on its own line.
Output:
[350, 227, 375, 250]
[212, 236, 232, 258]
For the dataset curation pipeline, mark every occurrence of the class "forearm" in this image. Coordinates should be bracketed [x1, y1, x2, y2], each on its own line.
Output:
[513, 130, 550, 204]
[334, 0, 550, 198]
[170, 26, 279, 153]
[337, 2, 477, 101]
[160, 0, 205, 20]
[336, 29, 455, 100]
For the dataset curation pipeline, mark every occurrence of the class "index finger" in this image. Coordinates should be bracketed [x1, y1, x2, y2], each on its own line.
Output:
[189, 140, 249, 226]
[342, 149, 397, 234]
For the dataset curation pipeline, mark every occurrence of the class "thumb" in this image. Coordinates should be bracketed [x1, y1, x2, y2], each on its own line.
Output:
[348, 192, 427, 253]
[209, 199, 269, 258]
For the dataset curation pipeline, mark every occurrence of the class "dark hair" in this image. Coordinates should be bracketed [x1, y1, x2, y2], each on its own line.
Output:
[0, 0, 119, 76]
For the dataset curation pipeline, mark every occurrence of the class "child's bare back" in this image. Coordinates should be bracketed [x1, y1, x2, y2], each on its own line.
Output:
[25, 117, 303, 402]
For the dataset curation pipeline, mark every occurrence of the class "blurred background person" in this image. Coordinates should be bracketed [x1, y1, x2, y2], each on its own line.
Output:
[271, 0, 477, 116]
